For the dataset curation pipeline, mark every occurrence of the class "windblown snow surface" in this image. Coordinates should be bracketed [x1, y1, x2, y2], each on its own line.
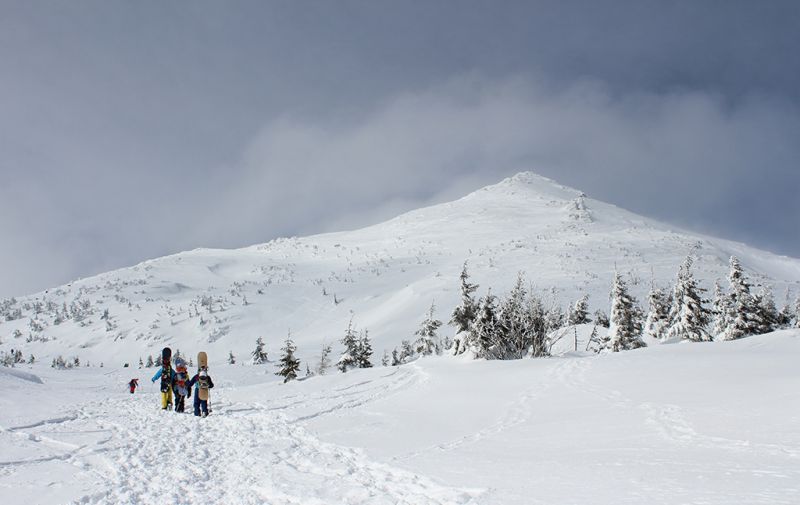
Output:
[1, 172, 800, 503]
[1, 331, 799, 504]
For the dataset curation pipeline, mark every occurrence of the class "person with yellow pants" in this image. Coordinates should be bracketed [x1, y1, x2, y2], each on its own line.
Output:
[151, 365, 176, 410]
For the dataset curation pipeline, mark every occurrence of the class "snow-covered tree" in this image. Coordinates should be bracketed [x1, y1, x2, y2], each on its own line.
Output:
[723, 256, 759, 340]
[399, 339, 415, 363]
[276, 332, 300, 383]
[568, 294, 591, 326]
[496, 274, 530, 359]
[606, 272, 646, 352]
[711, 281, 730, 339]
[316, 344, 332, 375]
[251, 337, 268, 364]
[381, 350, 390, 366]
[414, 301, 443, 356]
[391, 348, 401, 366]
[357, 329, 373, 369]
[138, 356, 144, 369]
[228, 351, 236, 365]
[337, 318, 360, 372]
[667, 256, 711, 342]
[526, 292, 549, 358]
[795, 297, 800, 329]
[594, 309, 610, 328]
[753, 285, 778, 335]
[146, 355, 154, 368]
[472, 290, 501, 359]
[450, 262, 479, 355]
[644, 283, 671, 341]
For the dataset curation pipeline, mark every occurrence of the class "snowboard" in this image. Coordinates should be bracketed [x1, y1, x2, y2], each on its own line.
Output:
[197, 351, 210, 401]
[160, 347, 173, 393]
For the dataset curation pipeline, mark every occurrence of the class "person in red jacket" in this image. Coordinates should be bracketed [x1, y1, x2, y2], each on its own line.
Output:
[128, 378, 139, 394]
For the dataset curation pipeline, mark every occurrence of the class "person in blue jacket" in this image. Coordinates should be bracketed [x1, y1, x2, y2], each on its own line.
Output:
[151, 364, 177, 410]
[188, 368, 214, 417]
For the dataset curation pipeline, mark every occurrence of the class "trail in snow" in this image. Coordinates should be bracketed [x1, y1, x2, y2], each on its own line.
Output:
[1, 366, 482, 505]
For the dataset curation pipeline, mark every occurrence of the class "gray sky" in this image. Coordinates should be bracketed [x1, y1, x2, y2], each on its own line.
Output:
[1, 0, 799, 298]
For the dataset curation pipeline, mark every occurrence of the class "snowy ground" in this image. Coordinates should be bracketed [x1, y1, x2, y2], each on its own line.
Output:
[1, 331, 798, 505]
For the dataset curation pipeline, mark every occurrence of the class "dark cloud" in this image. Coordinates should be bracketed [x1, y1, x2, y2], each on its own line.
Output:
[1, 1, 798, 297]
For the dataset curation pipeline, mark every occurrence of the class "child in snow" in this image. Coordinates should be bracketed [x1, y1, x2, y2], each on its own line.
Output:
[151, 363, 176, 410]
[128, 378, 139, 394]
[188, 368, 214, 417]
[172, 359, 190, 413]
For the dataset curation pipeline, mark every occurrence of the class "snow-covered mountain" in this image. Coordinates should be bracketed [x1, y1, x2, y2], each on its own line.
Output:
[2, 171, 799, 365]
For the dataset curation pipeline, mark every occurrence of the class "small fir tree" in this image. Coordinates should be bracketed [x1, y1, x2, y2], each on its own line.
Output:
[317, 344, 332, 375]
[568, 294, 591, 326]
[146, 355, 154, 368]
[644, 284, 671, 341]
[357, 329, 374, 368]
[472, 290, 501, 359]
[337, 318, 360, 372]
[753, 285, 778, 334]
[276, 331, 300, 383]
[606, 272, 646, 352]
[711, 281, 730, 339]
[252, 337, 268, 364]
[723, 256, 759, 340]
[414, 301, 443, 356]
[450, 262, 479, 355]
[138, 356, 144, 369]
[667, 256, 711, 342]
[228, 351, 236, 365]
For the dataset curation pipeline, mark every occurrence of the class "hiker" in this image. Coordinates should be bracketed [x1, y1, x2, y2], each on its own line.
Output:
[188, 368, 214, 417]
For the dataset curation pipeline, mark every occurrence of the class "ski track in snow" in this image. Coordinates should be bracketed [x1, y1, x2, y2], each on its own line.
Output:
[559, 355, 800, 461]
[1, 367, 482, 505]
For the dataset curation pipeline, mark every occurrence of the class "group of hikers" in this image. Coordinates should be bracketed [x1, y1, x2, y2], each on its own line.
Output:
[127, 348, 214, 417]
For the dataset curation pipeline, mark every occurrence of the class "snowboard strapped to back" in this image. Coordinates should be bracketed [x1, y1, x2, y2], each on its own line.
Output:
[160, 347, 172, 393]
[197, 351, 210, 401]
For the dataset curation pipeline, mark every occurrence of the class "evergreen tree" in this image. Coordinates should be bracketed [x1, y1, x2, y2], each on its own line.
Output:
[795, 297, 800, 329]
[381, 350, 390, 366]
[450, 261, 479, 355]
[357, 329, 373, 368]
[251, 337, 268, 364]
[723, 256, 759, 340]
[228, 351, 236, 365]
[28, 354, 35, 364]
[527, 292, 549, 358]
[472, 290, 501, 359]
[391, 348, 401, 366]
[593, 309, 610, 328]
[399, 339, 415, 363]
[776, 290, 794, 328]
[667, 257, 711, 342]
[146, 355, 154, 368]
[711, 281, 730, 339]
[496, 274, 530, 359]
[568, 294, 591, 326]
[606, 272, 646, 352]
[138, 356, 144, 369]
[337, 318, 360, 372]
[317, 343, 332, 375]
[414, 301, 443, 356]
[276, 331, 300, 383]
[753, 285, 778, 334]
[644, 283, 671, 341]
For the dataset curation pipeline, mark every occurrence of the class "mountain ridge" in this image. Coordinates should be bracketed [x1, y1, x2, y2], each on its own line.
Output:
[2, 171, 798, 365]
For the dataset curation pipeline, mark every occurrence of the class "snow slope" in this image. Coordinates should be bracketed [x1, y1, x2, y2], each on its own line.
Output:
[1, 330, 798, 504]
[1, 171, 799, 367]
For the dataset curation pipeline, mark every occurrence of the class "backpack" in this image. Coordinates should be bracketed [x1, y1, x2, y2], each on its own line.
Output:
[160, 365, 172, 393]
